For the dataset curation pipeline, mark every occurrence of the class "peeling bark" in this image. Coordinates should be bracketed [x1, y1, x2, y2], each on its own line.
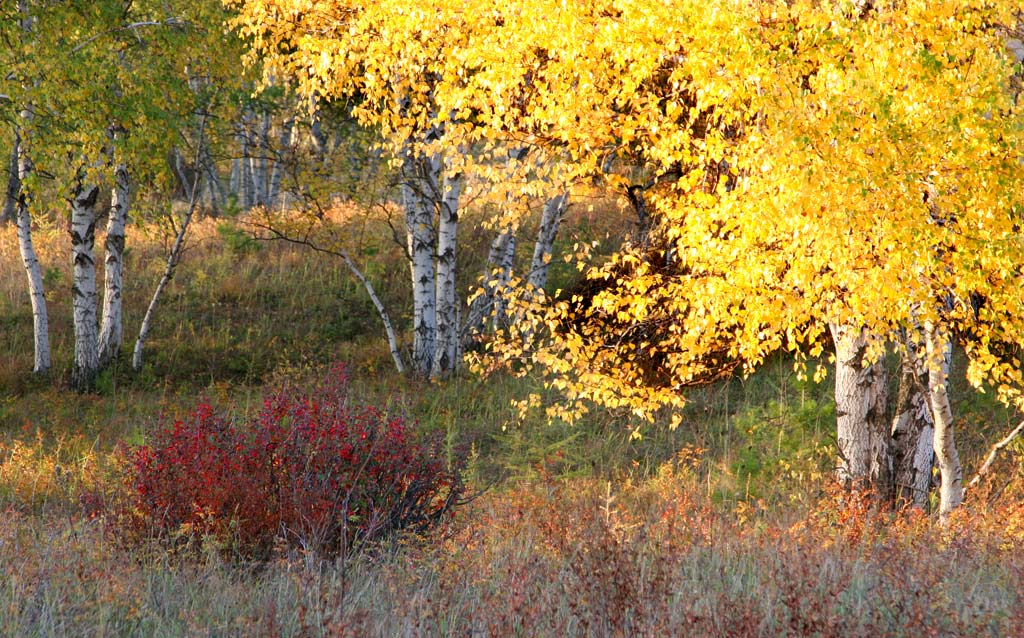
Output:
[890, 327, 936, 509]
[829, 323, 893, 498]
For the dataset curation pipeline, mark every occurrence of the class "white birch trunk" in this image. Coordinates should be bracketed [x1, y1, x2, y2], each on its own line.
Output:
[70, 177, 101, 390]
[402, 151, 439, 377]
[527, 191, 568, 294]
[133, 115, 209, 371]
[3, 139, 18, 224]
[239, 113, 255, 210]
[133, 181, 198, 372]
[890, 327, 936, 509]
[431, 168, 463, 379]
[249, 155, 263, 209]
[256, 110, 271, 207]
[268, 117, 294, 209]
[12, 4, 48, 374]
[341, 250, 405, 375]
[924, 321, 963, 521]
[98, 162, 130, 366]
[492, 230, 516, 331]
[463, 227, 515, 347]
[13, 126, 50, 375]
[830, 323, 892, 496]
[229, 157, 240, 204]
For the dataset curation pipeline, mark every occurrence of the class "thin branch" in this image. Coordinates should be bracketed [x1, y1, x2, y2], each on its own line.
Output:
[248, 219, 408, 375]
[71, 18, 187, 54]
[967, 420, 1024, 491]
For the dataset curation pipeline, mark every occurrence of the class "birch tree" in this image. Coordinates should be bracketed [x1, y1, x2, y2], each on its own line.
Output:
[827, 324, 893, 497]
[69, 173, 101, 390]
[12, 126, 50, 376]
[891, 329, 938, 509]
[98, 158, 130, 366]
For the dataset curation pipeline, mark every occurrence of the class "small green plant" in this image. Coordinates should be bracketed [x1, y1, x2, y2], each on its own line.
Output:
[216, 221, 259, 255]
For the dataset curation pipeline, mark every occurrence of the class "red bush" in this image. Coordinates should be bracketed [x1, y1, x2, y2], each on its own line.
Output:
[125, 364, 464, 557]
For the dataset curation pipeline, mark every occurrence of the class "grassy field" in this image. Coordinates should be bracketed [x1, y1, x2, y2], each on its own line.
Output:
[1, 205, 1023, 636]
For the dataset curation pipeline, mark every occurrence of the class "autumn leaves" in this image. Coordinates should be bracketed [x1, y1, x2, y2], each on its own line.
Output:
[231, 0, 1024, 512]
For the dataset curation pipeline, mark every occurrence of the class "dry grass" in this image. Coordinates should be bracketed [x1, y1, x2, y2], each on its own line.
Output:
[0, 475, 1022, 637]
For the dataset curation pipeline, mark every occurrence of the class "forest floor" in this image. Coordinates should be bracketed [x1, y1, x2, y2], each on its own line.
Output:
[1, 211, 1023, 636]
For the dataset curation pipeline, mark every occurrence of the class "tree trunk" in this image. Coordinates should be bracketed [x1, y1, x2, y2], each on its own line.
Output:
[3, 139, 19, 224]
[527, 190, 568, 294]
[134, 114, 209, 371]
[229, 157, 241, 205]
[402, 151, 439, 377]
[98, 162, 130, 367]
[492, 230, 516, 331]
[829, 323, 893, 498]
[70, 175, 101, 391]
[310, 97, 328, 163]
[199, 145, 223, 216]
[924, 321, 963, 521]
[255, 110, 271, 207]
[890, 327, 936, 509]
[239, 113, 255, 210]
[13, 126, 50, 375]
[268, 117, 294, 210]
[133, 176, 198, 373]
[431, 167, 463, 379]
[463, 227, 515, 347]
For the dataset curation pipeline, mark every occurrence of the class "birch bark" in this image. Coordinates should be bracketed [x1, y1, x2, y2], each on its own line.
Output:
[13, 126, 50, 375]
[256, 110, 271, 206]
[890, 327, 936, 509]
[13, 3, 48, 375]
[431, 167, 463, 379]
[527, 191, 568, 294]
[268, 117, 294, 209]
[829, 323, 892, 497]
[402, 150, 439, 377]
[98, 162, 130, 366]
[133, 113, 210, 371]
[924, 321, 963, 521]
[70, 175, 101, 390]
[463, 227, 515, 346]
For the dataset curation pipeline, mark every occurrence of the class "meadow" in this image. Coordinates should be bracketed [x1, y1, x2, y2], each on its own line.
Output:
[1, 206, 1023, 637]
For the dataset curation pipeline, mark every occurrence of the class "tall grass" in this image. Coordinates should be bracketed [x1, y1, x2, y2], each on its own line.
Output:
[1, 200, 1023, 636]
[1, 479, 1022, 637]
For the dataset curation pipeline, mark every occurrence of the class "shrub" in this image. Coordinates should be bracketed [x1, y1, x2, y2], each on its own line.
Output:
[123, 364, 464, 558]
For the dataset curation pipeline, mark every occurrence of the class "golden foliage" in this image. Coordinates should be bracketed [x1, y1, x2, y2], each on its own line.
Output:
[231, 0, 1024, 419]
